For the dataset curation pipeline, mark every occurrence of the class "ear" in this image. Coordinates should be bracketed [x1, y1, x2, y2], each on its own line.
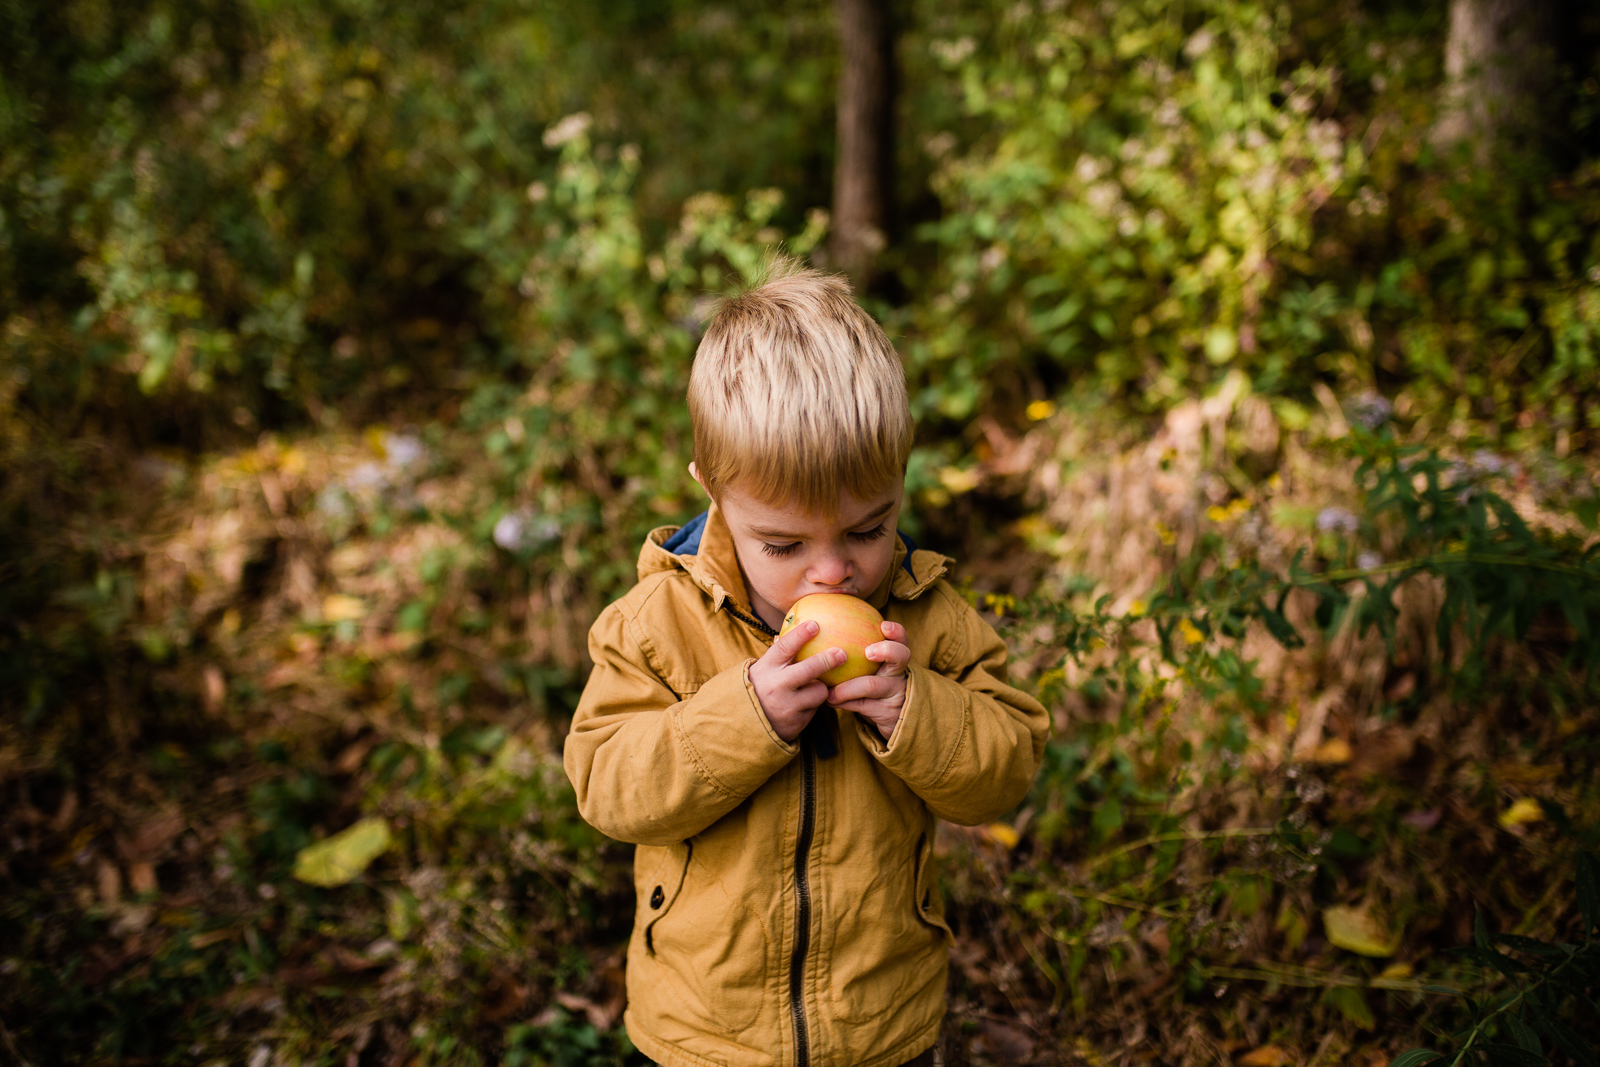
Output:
[688, 462, 710, 497]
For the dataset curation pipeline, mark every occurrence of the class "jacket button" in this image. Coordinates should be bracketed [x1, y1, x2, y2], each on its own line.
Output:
[921, 890, 931, 910]
[650, 885, 665, 909]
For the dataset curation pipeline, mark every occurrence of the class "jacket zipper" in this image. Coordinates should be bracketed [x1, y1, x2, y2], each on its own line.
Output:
[790, 734, 816, 1067]
[723, 600, 778, 638]
[723, 599, 814, 1065]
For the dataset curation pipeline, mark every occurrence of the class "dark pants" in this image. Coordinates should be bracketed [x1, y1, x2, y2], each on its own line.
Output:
[650, 1050, 935, 1067]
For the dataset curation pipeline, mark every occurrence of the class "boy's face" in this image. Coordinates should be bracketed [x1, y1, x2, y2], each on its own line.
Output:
[709, 476, 904, 632]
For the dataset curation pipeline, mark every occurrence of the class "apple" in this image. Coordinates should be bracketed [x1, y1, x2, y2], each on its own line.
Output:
[779, 593, 886, 686]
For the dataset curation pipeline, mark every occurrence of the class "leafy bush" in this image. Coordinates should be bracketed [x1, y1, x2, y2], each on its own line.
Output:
[901, 0, 1600, 448]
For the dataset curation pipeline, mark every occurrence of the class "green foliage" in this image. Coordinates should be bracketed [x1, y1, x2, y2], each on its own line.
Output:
[901, 0, 1600, 444]
[1388, 880, 1600, 1067]
[0, 0, 838, 437]
[910, 0, 1352, 416]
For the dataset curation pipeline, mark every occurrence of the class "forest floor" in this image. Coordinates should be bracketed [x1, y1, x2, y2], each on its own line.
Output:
[3, 382, 1597, 1066]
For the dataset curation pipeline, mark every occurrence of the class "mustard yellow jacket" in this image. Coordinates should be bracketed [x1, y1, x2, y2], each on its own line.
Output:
[563, 504, 1048, 1067]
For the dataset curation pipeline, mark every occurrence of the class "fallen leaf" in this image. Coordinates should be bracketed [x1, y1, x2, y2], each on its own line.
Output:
[202, 666, 226, 715]
[97, 859, 122, 905]
[334, 738, 377, 775]
[1322, 985, 1375, 1028]
[1498, 796, 1544, 829]
[1240, 1046, 1295, 1067]
[322, 594, 367, 623]
[984, 822, 1020, 849]
[554, 991, 616, 1031]
[120, 809, 186, 862]
[292, 817, 391, 887]
[1378, 962, 1413, 980]
[128, 862, 157, 895]
[1309, 738, 1352, 765]
[1322, 904, 1400, 957]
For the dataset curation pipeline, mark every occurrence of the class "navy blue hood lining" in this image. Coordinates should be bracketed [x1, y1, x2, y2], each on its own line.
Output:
[662, 510, 918, 576]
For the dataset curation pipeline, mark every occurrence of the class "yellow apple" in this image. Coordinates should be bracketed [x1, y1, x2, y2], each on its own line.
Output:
[779, 593, 886, 686]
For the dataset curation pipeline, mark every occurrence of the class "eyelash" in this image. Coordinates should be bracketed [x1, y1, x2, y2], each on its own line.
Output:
[759, 523, 888, 557]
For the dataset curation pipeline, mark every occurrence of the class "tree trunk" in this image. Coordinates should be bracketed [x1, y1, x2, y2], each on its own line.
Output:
[830, 0, 895, 289]
[1433, 0, 1560, 157]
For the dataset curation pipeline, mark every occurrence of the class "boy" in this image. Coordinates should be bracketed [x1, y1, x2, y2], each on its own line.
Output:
[563, 258, 1048, 1067]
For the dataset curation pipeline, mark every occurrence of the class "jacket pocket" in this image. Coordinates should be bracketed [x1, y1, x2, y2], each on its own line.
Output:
[641, 841, 692, 955]
[913, 831, 955, 944]
[634, 838, 770, 1038]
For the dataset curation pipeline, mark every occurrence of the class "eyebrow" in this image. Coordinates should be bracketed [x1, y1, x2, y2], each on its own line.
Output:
[749, 499, 896, 539]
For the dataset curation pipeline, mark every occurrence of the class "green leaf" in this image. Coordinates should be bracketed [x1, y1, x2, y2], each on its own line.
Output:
[1324, 903, 1401, 957]
[1260, 605, 1304, 649]
[1506, 1015, 1542, 1056]
[1389, 1051, 1441, 1067]
[1322, 985, 1375, 1029]
[292, 816, 392, 887]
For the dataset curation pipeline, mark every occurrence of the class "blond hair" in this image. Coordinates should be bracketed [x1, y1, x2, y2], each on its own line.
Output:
[688, 256, 912, 514]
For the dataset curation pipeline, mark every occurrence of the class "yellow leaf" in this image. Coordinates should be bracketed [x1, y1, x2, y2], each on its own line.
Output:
[985, 823, 1020, 850]
[293, 817, 391, 887]
[322, 594, 366, 622]
[1127, 599, 1147, 618]
[1154, 520, 1176, 545]
[1322, 904, 1400, 957]
[938, 466, 982, 494]
[1240, 1047, 1295, 1067]
[1309, 737, 1352, 765]
[1025, 399, 1056, 421]
[1379, 962, 1413, 980]
[1178, 618, 1205, 645]
[1205, 505, 1230, 522]
[1498, 796, 1544, 829]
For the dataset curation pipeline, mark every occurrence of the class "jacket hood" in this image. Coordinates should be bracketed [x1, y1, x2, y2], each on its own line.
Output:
[638, 502, 949, 618]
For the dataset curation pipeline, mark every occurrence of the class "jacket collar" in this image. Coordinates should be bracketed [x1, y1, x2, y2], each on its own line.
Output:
[640, 504, 950, 618]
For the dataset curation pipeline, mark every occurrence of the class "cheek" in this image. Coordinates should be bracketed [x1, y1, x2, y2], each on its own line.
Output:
[858, 540, 897, 582]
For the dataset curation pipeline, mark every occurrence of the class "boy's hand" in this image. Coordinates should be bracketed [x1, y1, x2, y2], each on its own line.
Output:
[749, 620, 849, 743]
[825, 621, 910, 742]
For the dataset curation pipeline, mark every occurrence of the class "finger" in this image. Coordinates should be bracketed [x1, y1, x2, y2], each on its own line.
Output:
[827, 674, 904, 706]
[761, 620, 819, 666]
[879, 620, 908, 644]
[829, 695, 900, 717]
[864, 639, 911, 674]
[794, 680, 830, 711]
[784, 646, 847, 686]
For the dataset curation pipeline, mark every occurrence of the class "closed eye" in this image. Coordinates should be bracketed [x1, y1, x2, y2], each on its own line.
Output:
[849, 523, 888, 543]
[760, 541, 801, 557]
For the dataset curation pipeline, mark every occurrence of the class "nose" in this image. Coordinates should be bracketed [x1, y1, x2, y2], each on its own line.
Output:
[808, 552, 851, 588]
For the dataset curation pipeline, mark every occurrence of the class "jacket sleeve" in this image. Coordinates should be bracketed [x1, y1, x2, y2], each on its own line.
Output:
[854, 583, 1049, 826]
[563, 599, 798, 846]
